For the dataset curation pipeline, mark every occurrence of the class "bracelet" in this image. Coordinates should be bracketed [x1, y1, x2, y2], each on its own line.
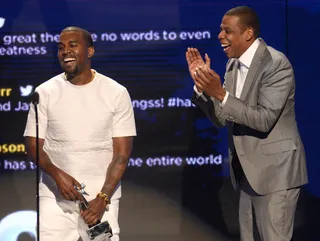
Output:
[97, 192, 111, 204]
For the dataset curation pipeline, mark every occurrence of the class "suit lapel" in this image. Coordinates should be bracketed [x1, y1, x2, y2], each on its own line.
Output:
[239, 39, 268, 101]
[231, 60, 238, 96]
[224, 59, 238, 95]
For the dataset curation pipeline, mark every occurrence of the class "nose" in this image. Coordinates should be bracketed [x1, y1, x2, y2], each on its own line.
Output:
[61, 46, 71, 56]
[218, 31, 224, 40]
[63, 49, 70, 55]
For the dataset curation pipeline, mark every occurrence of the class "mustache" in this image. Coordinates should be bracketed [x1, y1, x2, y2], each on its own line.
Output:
[60, 54, 76, 60]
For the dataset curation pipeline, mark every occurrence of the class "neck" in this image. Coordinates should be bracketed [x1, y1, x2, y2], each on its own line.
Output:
[238, 39, 256, 59]
[246, 38, 256, 49]
[67, 68, 94, 86]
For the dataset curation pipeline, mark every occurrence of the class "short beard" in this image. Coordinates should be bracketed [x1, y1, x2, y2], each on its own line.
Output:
[64, 66, 79, 80]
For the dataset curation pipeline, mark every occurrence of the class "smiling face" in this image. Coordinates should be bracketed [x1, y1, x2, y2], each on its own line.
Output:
[218, 15, 254, 58]
[57, 30, 94, 78]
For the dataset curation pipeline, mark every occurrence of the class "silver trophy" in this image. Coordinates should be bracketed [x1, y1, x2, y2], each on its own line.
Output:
[76, 184, 113, 240]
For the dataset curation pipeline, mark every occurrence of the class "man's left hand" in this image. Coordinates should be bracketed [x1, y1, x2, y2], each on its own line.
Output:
[81, 197, 107, 226]
[194, 65, 226, 102]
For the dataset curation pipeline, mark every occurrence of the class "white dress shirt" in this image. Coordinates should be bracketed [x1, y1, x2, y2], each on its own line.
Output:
[221, 38, 260, 105]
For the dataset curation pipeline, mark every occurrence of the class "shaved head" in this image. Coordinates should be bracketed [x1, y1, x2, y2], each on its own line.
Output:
[61, 26, 94, 47]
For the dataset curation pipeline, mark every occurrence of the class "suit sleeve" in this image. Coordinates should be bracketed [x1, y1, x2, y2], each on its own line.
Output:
[191, 91, 226, 128]
[221, 58, 294, 132]
[191, 59, 234, 128]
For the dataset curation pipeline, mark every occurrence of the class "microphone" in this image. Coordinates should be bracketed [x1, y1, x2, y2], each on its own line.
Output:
[29, 92, 39, 105]
[28, 91, 40, 241]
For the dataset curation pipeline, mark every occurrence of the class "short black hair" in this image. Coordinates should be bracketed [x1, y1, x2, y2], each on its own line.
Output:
[225, 6, 260, 38]
[61, 26, 94, 47]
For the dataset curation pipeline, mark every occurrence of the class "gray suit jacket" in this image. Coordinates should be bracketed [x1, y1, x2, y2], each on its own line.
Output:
[192, 39, 308, 195]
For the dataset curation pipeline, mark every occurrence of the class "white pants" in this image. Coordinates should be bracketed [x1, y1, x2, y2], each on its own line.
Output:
[39, 196, 120, 241]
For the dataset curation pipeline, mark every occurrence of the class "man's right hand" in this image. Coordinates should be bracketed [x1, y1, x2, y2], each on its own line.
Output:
[25, 137, 83, 201]
[52, 169, 83, 201]
[185, 47, 211, 93]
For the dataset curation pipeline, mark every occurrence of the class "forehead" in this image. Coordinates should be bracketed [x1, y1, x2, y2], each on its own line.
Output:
[59, 31, 84, 43]
[220, 15, 241, 28]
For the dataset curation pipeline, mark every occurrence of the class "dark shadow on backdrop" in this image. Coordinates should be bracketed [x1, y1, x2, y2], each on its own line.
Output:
[287, 5, 320, 241]
[181, 103, 238, 239]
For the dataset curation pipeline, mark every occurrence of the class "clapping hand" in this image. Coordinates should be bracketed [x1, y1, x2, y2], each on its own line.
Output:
[185, 47, 211, 93]
[186, 47, 226, 101]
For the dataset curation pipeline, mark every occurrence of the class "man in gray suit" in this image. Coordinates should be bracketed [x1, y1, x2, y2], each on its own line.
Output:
[186, 6, 308, 241]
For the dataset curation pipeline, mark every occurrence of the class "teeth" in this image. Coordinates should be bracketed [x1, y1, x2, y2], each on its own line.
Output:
[221, 44, 230, 48]
[64, 58, 75, 62]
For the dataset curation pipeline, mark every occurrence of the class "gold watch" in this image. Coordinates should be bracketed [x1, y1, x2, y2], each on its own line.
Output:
[97, 192, 111, 205]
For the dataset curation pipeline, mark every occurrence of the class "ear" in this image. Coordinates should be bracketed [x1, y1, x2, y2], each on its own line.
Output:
[245, 27, 254, 41]
[87, 46, 95, 59]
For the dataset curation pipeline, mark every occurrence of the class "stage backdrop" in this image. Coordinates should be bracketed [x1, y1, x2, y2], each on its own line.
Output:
[0, 0, 319, 240]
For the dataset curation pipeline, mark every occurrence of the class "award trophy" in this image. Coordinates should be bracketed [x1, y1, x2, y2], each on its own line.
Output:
[76, 184, 113, 240]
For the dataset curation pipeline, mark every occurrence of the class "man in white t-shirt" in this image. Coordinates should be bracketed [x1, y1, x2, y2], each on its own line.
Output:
[24, 26, 136, 241]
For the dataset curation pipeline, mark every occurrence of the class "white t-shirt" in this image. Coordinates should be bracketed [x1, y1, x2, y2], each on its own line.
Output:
[24, 70, 136, 201]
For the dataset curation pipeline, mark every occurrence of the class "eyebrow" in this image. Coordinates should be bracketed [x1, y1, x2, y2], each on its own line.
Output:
[58, 40, 79, 45]
[220, 25, 231, 31]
